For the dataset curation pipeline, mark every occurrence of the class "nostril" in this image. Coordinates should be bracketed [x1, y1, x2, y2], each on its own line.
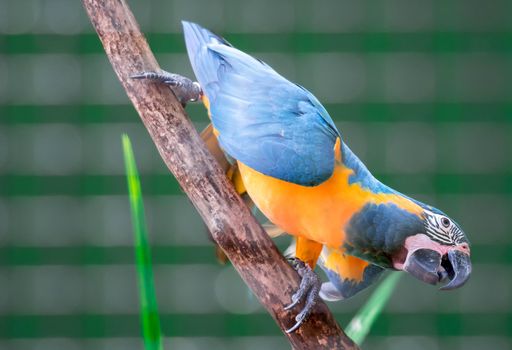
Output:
[460, 243, 470, 253]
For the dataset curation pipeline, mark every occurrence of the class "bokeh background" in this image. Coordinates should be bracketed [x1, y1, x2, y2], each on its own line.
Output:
[1, 0, 511, 349]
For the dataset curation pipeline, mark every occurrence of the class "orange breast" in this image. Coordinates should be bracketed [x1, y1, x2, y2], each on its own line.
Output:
[201, 95, 421, 248]
[238, 161, 422, 248]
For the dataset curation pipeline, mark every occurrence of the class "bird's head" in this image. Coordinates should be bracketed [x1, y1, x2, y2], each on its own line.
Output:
[391, 207, 471, 290]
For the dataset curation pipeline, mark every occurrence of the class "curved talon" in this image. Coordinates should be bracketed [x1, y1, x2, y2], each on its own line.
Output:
[284, 263, 310, 310]
[286, 317, 304, 334]
[284, 258, 321, 333]
[284, 294, 300, 311]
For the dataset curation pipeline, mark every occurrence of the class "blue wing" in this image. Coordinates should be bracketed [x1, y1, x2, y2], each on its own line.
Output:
[183, 21, 340, 186]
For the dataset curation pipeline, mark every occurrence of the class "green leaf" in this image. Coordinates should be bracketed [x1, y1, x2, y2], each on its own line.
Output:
[122, 134, 164, 350]
[345, 272, 402, 345]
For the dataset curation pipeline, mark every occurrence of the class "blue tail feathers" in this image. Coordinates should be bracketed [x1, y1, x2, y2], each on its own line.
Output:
[181, 21, 339, 186]
[182, 21, 232, 92]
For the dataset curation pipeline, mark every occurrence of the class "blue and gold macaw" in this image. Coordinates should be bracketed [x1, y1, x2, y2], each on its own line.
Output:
[132, 22, 471, 332]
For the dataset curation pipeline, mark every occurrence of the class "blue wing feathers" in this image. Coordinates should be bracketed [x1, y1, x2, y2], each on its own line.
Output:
[183, 21, 339, 186]
[182, 21, 230, 94]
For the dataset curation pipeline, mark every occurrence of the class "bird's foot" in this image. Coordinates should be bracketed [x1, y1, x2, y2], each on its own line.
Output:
[130, 70, 202, 105]
[284, 258, 321, 333]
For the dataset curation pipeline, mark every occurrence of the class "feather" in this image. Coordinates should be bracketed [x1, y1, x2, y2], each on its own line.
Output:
[183, 21, 339, 186]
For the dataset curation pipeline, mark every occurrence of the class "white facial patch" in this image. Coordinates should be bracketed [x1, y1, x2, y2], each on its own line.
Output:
[423, 210, 464, 245]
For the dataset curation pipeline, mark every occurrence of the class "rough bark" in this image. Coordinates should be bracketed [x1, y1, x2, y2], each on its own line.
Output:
[82, 1, 359, 349]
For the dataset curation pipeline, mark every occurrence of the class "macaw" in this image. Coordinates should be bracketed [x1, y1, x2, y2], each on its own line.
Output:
[132, 22, 471, 332]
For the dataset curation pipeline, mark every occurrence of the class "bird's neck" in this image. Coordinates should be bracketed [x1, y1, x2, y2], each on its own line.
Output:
[339, 142, 426, 266]
[339, 142, 392, 194]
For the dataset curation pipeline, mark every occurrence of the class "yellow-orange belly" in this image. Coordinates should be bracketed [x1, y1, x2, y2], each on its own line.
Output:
[237, 161, 422, 248]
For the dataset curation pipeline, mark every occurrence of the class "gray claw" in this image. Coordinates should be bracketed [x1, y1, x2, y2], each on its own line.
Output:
[130, 70, 202, 104]
[130, 72, 151, 79]
[285, 258, 321, 333]
[286, 315, 305, 333]
[164, 80, 179, 87]
[283, 293, 300, 311]
[284, 261, 310, 310]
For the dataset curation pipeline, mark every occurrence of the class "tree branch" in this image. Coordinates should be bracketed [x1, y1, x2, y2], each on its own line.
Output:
[82, 1, 359, 348]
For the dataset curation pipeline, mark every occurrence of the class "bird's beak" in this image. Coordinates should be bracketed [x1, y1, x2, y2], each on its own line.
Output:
[403, 248, 442, 285]
[394, 234, 472, 289]
[439, 249, 472, 290]
[403, 247, 471, 289]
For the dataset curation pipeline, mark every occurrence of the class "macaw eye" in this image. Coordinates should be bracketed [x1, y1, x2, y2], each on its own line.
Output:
[441, 217, 451, 227]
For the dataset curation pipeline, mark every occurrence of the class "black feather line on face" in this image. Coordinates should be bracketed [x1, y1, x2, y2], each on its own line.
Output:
[423, 211, 465, 245]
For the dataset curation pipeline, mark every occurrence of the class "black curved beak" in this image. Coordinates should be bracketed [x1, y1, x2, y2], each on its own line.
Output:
[403, 249, 442, 285]
[403, 248, 471, 289]
[439, 250, 472, 290]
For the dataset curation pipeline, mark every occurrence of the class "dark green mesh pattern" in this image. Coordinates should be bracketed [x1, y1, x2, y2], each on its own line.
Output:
[0, 0, 511, 349]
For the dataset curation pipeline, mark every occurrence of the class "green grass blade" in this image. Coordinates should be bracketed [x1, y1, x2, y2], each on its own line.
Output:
[345, 272, 402, 346]
[122, 134, 164, 350]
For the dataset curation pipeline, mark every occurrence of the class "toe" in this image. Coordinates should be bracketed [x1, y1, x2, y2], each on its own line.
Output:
[130, 72, 149, 79]
[284, 258, 321, 333]
[285, 321, 302, 333]
[284, 293, 300, 310]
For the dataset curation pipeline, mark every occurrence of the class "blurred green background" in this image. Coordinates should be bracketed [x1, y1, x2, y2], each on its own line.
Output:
[1, 0, 511, 349]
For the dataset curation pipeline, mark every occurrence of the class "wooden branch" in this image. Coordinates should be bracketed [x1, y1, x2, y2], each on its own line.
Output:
[82, 1, 359, 349]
